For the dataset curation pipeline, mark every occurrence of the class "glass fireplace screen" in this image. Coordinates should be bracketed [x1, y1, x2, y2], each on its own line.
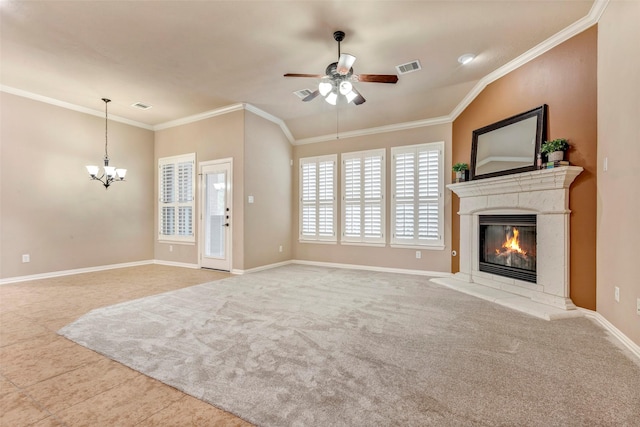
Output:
[479, 214, 537, 283]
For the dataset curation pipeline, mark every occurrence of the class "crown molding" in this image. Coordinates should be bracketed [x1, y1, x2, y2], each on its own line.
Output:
[293, 115, 453, 146]
[153, 103, 245, 131]
[0, 85, 154, 130]
[243, 103, 295, 144]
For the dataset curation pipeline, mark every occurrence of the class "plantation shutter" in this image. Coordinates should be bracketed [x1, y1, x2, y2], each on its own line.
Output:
[391, 143, 443, 248]
[301, 162, 317, 237]
[158, 153, 196, 242]
[342, 149, 385, 244]
[160, 163, 176, 236]
[177, 161, 194, 237]
[343, 157, 361, 237]
[418, 149, 440, 240]
[300, 155, 337, 242]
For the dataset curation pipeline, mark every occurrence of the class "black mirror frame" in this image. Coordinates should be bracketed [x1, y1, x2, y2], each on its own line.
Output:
[470, 104, 548, 180]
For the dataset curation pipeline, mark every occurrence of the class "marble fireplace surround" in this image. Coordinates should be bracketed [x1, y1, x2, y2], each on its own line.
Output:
[432, 166, 584, 320]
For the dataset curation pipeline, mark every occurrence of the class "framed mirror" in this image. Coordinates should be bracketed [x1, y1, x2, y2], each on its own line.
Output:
[470, 105, 547, 180]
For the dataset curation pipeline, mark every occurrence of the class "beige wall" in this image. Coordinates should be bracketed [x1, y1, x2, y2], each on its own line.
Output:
[292, 124, 453, 273]
[0, 93, 155, 278]
[597, 1, 640, 346]
[243, 112, 292, 270]
[154, 110, 246, 270]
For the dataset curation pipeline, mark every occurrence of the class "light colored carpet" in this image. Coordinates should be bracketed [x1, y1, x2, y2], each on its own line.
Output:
[59, 265, 640, 426]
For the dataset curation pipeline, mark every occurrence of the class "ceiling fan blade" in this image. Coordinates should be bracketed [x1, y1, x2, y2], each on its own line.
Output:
[355, 74, 399, 84]
[302, 90, 320, 102]
[284, 73, 325, 78]
[337, 53, 356, 75]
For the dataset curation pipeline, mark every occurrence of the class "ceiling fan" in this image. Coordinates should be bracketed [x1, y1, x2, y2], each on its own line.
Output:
[284, 30, 399, 106]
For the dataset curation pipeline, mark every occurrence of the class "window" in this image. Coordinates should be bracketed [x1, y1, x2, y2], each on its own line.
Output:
[341, 149, 385, 244]
[159, 153, 196, 243]
[300, 155, 337, 242]
[391, 142, 444, 249]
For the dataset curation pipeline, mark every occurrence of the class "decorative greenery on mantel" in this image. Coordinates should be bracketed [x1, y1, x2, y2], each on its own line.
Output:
[541, 138, 569, 154]
[452, 162, 469, 172]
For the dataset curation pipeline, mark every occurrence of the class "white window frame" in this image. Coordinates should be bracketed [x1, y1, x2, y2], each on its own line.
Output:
[158, 153, 196, 243]
[391, 142, 444, 249]
[299, 154, 337, 243]
[341, 148, 385, 245]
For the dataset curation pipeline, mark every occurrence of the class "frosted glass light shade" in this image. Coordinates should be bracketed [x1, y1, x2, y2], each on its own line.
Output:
[324, 92, 338, 105]
[116, 168, 127, 179]
[86, 165, 99, 177]
[104, 166, 116, 177]
[345, 91, 358, 103]
[337, 53, 356, 75]
[339, 81, 353, 95]
[318, 81, 333, 96]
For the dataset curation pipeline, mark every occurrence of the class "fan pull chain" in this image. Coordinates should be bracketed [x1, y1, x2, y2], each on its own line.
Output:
[336, 106, 340, 140]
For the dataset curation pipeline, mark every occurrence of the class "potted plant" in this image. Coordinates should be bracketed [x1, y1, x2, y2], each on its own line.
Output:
[541, 138, 569, 162]
[452, 162, 469, 182]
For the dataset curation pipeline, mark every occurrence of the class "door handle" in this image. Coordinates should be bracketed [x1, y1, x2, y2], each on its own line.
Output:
[222, 223, 229, 227]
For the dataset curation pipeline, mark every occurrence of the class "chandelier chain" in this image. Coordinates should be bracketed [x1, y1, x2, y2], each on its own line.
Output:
[103, 98, 110, 159]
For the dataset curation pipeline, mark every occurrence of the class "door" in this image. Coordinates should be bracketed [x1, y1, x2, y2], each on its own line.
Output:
[200, 160, 232, 271]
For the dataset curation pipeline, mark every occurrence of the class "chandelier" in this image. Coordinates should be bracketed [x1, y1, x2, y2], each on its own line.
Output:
[85, 98, 126, 189]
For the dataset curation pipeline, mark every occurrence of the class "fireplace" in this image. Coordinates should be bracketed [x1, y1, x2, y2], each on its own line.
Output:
[479, 215, 536, 283]
[438, 166, 584, 316]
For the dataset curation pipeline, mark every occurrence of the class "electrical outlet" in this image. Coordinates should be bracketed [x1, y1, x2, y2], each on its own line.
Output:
[169, 245, 173, 252]
[22, 254, 30, 263]
[415, 251, 421, 259]
[636, 298, 640, 316]
[279, 245, 283, 253]
[614, 286, 620, 303]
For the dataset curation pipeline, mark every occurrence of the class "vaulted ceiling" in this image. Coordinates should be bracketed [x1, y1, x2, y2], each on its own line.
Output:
[1, 1, 595, 142]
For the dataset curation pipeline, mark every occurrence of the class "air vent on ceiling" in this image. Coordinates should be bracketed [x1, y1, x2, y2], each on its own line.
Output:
[131, 102, 152, 110]
[396, 60, 422, 75]
[293, 89, 314, 99]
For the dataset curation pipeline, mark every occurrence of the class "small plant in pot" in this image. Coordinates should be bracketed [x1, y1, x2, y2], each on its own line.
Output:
[452, 162, 469, 182]
[541, 138, 569, 162]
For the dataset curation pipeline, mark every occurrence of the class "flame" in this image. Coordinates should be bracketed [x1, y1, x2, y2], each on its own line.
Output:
[502, 228, 527, 255]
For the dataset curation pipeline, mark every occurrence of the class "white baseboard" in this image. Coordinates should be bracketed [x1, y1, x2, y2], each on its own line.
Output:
[578, 308, 640, 362]
[292, 259, 453, 278]
[153, 260, 200, 269]
[0, 260, 154, 285]
[232, 260, 294, 275]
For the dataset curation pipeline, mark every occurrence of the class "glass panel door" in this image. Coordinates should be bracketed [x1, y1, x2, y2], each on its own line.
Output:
[200, 160, 232, 271]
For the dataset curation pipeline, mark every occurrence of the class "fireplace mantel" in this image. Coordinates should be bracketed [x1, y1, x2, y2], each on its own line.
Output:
[448, 166, 583, 199]
[433, 166, 584, 320]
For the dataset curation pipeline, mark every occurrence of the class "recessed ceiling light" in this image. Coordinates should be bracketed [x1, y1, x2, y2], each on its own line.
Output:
[458, 54, 476, 65]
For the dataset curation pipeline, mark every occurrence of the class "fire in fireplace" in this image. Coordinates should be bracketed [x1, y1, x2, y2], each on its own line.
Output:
[479, 215, 537, 283]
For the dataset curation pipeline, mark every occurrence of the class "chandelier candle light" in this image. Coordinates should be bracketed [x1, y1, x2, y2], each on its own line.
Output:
[86, 98, 126, 189]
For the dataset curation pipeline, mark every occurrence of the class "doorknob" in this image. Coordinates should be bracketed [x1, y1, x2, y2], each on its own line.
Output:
[222, 223, 229, 227]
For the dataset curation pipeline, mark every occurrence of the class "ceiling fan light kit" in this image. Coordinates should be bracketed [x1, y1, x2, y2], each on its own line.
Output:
[284, 30, 399, 106]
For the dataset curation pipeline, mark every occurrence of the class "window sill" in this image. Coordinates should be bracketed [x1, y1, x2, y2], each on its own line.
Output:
[158, 240, 195, 246]
[298, 239, 337, 245]
[340, 241, 386, 247]
[390, 244, 445, 251]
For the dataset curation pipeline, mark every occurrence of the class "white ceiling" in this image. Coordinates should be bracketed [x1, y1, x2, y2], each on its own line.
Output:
[0, 1, 596, 142]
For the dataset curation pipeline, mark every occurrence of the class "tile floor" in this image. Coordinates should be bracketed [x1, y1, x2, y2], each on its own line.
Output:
[0, 264, 252, 426]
